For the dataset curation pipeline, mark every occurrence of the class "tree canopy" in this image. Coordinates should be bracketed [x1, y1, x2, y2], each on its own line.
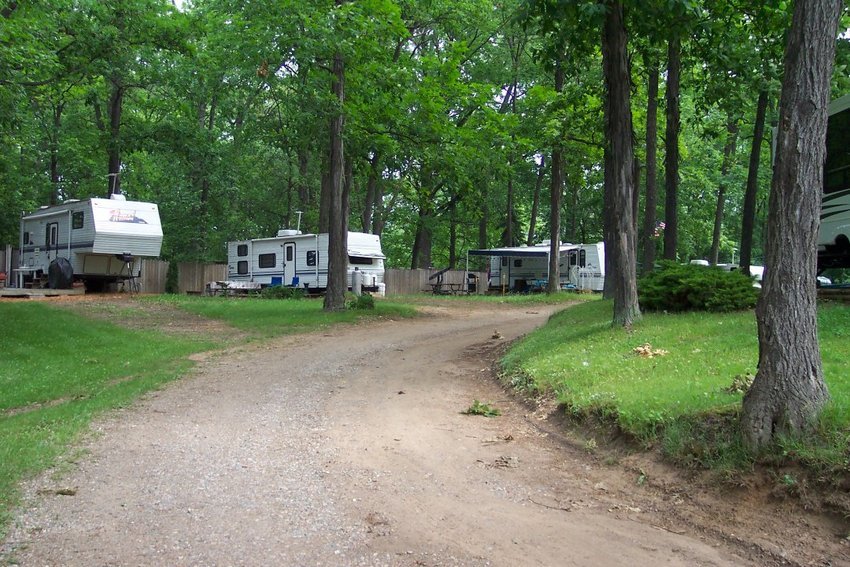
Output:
[1, 0, 848, 274]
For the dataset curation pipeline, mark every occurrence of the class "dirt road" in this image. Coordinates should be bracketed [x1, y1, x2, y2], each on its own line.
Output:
[2, 301, 847, 565]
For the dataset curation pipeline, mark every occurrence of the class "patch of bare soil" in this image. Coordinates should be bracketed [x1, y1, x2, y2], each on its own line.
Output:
[2, 300, 848, 566]
[41, 292, 246, 343]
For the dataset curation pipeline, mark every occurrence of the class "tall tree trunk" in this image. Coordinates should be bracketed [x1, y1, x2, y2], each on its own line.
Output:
[642, 62, 659, 273]
[740, 89, 769, 275]
[602, 0, 641, 327]
[361, 152, 380, 233]
[449, 202, 457, 269]
[411, 203, 433, 269]
[710, 117, 739, 265]
[373, 180, 387, 236]
[49, 103, 63, 205]
[318, 167, 331, 233]
[741, 0, 841, 451]
[527, 156, 546, 245]
[663, 33, 681, 261]
[298, 147, 311, 208]
[567, 173, 579, 244]
[323, 48, 347, 312]
[547, 62, 564, 295]
[107, 79, 124, 197]
[478, 199, 489, 249]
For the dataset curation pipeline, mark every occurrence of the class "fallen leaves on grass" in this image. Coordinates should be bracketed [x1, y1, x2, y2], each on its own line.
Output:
[632, 343, 669, 358]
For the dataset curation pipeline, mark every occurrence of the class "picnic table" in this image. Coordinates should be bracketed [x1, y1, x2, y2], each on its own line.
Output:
[429, 282, 467, 295]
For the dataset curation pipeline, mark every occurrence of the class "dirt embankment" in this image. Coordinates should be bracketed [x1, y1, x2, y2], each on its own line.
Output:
[2, 297, 848, 566]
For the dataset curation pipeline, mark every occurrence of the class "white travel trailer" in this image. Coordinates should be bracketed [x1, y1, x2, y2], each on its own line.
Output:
[468, 241, 605, 292]
[226, 230, 385, 293]
[18, 196, 162, 289]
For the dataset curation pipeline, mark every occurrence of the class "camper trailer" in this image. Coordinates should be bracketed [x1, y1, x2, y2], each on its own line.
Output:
[226, 230, 385, 293]
[18, 197, 162, 290]
[469, 241, 605, 292]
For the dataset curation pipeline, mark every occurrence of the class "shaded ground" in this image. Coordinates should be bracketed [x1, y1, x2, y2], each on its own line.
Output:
[2, 295, 848, 565]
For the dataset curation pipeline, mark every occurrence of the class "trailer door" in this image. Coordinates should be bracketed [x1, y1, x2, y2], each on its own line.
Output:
[45, 222, 59, 260]
[283, 243, 296, 286]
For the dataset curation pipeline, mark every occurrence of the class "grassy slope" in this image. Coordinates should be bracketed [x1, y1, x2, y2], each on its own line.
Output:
[502, 299, 850, 472]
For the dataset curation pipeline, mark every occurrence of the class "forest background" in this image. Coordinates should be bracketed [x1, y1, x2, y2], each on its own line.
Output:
[2, 0, 849, 272]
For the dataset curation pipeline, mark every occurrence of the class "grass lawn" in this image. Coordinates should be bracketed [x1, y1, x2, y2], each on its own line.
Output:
[502, 299, 850, 474]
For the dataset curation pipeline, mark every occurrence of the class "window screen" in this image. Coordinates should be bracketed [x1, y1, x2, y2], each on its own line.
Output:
[72, 211, 84, 229]
[513, 259, 522, 268]
[237, 244, 248, 257]
[237, 261, 248, 274]
[258, 253, 276, 268]
[286, 246, 294, 262]
[307, 250, 317, 267]
[349, 256, 373, 265]
[501, 257, 508, 266]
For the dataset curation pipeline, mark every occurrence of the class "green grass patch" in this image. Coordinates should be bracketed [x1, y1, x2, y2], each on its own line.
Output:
[502, 300, 850, 475]
[461, 400, 501, 417]
[142, 294, 416, 337]
[0, 302, 217, 534]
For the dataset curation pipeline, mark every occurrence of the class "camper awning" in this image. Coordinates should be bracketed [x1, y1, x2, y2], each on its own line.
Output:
[468, 244, 579, 258]
[468, 248, 548, 258]
[348, 249, 386, 259]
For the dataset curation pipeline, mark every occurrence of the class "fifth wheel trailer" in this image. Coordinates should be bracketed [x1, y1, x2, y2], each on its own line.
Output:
[18, 197, 162, 289]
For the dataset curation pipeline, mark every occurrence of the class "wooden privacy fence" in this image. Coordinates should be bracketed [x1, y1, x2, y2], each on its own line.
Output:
[137, 260, 227, 294]
[138, 259, 168, 294]
[384, 268, 487, 296]
[177, 262, 227, 294]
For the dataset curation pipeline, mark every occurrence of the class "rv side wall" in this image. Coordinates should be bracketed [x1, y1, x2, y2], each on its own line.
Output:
[226, 232, 384, 291]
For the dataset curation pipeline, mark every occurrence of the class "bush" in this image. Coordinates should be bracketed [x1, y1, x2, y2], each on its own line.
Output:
[260, 285, 305, 300]
[638, 261, 759, 312]
[165, 261, 179, 294]
[346, 292, 375, 310]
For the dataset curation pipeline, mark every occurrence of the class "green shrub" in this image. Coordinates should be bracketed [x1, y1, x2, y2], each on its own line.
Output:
[346, 292, 375, 310]
[260, 285, 305, 300]
[638, 261, 759, 312]
[165, 261, 179, 294]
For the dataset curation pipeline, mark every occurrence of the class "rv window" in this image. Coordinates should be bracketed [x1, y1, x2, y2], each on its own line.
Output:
[72, 211, 84, 229]
[286, 246, 294, 262]
[23, 232, 30, 245]
[580, 249, 586, 267]
[501, 257, 508, 267]
[513, 259, 522, 268]
[307, 250, 317, 267]
[258, 253, 276, 268]
[349, 256, 373, 265]
[237, 261, 248, 275]
[237, 244, 248, 257]
[46, 223, 58, 247]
